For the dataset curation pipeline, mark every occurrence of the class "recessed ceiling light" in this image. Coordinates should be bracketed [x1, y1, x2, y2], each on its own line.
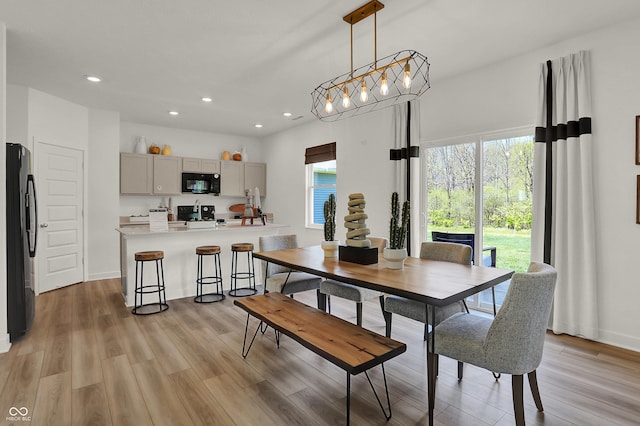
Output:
[201, 97, 213, 102]
[255, 124, 263, 128]
[169, 111, 179, 116]
[85, 75, 101, 83]
[283, 112, 292, 117]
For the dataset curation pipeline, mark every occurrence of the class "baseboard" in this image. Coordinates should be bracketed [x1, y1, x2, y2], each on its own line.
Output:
[0, 334, 11, 354]
[596, 329, 640, 353]
[87, 271, 121, 281]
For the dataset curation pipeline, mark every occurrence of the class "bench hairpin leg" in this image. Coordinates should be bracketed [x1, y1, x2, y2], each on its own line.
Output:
[259, 321, 269, 334]
[241, 315, 263, 358]
[346, 372, 351, 426]
[274, 329, 280, 347]
[364, 363, 392, 420]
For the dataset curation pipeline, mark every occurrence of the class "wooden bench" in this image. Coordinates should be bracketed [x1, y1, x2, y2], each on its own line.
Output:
[234, 292, 406, 424]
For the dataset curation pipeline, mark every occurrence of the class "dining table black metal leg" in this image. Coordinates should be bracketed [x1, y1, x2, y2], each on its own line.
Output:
[427, 305, 436, 425]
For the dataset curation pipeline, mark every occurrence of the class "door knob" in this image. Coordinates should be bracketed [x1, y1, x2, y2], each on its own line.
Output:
[40, 223, 48, 228]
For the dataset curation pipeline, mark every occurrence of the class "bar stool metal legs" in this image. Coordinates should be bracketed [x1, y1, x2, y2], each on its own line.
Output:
[229, 243, 257, 297]
[132, 250, 169, 315]
[195, 245, 225, 303]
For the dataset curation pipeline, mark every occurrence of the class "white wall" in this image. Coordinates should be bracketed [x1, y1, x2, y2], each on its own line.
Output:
[28, 89, 88, 152]
[0, 23, 9, 352]
[264, 18, 640, 352]
[262, 112, 396, 248]
[119, 121, 263, 217]
[88, 109, 121, 280]
[6, 85, 28, 145]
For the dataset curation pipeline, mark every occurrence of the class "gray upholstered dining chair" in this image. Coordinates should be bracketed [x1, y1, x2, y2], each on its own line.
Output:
[258, 234, 324, 308]
[319, 237, 388, 326]
[433, 262, 557, 426]
[383, 241, 472, 340]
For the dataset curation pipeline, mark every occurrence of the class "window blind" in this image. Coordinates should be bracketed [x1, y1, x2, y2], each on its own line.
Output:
[305, 142, 336, 164]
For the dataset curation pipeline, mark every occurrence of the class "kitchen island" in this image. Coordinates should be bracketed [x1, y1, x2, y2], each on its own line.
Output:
[116, 222, 288, 307]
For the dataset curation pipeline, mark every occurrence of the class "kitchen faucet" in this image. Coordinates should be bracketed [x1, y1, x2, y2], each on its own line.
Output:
[193, 199, 201, 221]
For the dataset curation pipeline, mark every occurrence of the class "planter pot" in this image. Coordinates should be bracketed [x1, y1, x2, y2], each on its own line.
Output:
[383, 248, 408, 269]
[321, 240, 339, 258]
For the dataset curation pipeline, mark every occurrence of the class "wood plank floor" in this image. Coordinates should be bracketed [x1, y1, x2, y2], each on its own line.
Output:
[1, 279, 639, 425]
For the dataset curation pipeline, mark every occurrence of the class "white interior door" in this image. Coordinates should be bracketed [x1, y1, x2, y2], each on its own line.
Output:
[36, 142, 84, 293]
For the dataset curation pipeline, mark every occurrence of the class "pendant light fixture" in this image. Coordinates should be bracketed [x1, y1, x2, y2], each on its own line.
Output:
[311, 0, 430, 122]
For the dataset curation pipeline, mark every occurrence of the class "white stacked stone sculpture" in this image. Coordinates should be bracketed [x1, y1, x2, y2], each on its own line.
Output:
[344, 193, 371, 248]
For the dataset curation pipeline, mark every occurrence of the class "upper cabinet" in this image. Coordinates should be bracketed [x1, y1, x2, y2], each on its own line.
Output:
[220, 161, 245, 196]
[120, 153, 181, 195]
[121, 153, 265, 197]
[245, 162, 267, 197]
[153, 156, 181, 194]
[120, 153, 153, 194]
[182, 157, 221, 174]
[219, 161, 266, 197]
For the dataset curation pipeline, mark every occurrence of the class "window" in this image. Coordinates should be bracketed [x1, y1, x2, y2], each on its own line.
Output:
[305, 142, 336, 228]
[423, 128, 534, 313]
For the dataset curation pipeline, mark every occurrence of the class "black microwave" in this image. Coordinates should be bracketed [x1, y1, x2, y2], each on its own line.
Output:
[182, 172, 220, 195]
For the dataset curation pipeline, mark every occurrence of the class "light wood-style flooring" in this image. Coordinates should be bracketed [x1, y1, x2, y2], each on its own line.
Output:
[1, 279, 639, 425]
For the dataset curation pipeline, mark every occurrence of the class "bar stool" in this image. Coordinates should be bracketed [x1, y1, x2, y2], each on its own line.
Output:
[132, 250, 169, 315]
[229, 243, 257, 297]
[195, 245, 225, 303]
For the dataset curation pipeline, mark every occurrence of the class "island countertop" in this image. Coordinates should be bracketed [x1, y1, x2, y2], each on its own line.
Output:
[116, 222, 287, 236]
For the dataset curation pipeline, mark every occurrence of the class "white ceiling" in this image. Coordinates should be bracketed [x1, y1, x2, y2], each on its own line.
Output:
[3, 0, 640, 138]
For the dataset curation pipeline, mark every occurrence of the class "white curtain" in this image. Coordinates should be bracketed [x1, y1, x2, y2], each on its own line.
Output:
[532, 50, 598, 339]
[391, 101, 421, 257]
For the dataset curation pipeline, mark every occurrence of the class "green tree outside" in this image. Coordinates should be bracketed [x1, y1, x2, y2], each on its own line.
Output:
[426, 136, 534, 273]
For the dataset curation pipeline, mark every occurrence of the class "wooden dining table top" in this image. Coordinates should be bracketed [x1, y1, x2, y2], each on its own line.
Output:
[253, 245, 514, 307]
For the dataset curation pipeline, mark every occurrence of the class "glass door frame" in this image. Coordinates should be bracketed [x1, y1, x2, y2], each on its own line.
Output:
[420, 125, 533, 311]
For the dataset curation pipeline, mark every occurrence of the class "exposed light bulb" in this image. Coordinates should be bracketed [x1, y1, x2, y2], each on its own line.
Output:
[360, 80, 368, 103]
[325, 93, 333, 113]
[342, 87, 351, 108]
[85, 75, 101, 83]
[380, 72, 389, 96]
[403, 62, 412, 89]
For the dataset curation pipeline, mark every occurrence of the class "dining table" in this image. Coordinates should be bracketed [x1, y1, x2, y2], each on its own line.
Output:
[252, 244, 514, 425]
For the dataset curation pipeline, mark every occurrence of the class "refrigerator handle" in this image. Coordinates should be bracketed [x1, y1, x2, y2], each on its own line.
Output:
[26, 174, 38, 257]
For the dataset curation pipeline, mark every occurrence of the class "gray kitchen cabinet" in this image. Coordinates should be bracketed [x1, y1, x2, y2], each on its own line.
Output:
[153, 156, 181, 194]
[202, 159, 220, 173]
[120, 153, 153, 194]
[220, 161, 244, 196]
[244, 162, 267, 197]
[182, 157, 220, 173]
[182, 157, 201, 172]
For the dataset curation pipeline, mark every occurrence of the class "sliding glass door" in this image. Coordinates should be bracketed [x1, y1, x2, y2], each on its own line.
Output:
[424, 130, 534, 313]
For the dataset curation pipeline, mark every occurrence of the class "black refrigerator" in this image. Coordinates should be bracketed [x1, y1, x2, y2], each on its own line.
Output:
[6, 143, 37, 342]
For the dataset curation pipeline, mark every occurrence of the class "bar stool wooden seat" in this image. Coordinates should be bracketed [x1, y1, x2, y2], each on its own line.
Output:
[229, 243, 257, 297]
[132, 250, 169, 315]
[195, 245, 225, 303]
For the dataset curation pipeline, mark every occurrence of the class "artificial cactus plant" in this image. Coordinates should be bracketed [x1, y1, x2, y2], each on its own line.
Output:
[389, 192, 410, 249]
[323, 193, 336, 241]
